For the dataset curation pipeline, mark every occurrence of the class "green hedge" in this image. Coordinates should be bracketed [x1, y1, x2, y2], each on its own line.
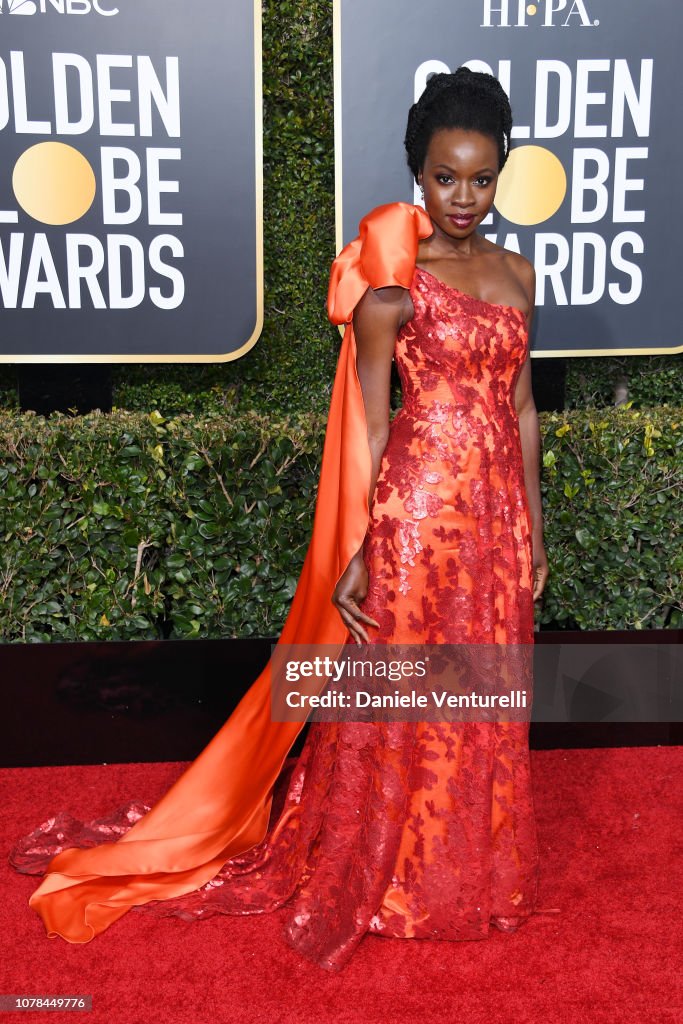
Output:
[0, 408, 328, 642]
[565, 353, 683, 410]
[540, 404, 682, 629]
[1, 405, 680, 642]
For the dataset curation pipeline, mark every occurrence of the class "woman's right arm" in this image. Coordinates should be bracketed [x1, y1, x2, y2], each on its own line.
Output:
[331, 283, 409, 644]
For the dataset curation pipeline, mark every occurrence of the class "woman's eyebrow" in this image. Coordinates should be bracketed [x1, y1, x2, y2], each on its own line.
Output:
[433, 163, 497, 174]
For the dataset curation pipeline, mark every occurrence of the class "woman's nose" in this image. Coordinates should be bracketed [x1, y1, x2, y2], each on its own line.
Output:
[451, 185, 474, 207]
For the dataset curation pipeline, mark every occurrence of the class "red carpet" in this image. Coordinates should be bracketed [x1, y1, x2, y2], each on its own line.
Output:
[2, 747, 682, 1024]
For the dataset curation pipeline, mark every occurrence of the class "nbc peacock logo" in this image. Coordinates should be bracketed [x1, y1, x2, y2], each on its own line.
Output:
[0, 0, 38, 13]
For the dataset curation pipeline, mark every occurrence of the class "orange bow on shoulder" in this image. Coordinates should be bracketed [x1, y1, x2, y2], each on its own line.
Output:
[27, 201, 434, 944]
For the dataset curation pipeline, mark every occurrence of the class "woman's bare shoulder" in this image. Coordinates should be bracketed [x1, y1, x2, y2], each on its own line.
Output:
[481, 238, 534, 296]
[504, 248, 535, 291]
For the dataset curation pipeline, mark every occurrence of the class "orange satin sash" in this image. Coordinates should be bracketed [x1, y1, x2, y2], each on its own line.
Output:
[27, 201, 435, 943]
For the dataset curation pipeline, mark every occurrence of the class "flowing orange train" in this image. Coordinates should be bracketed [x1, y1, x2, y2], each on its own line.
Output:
[26, 201, 436, 943]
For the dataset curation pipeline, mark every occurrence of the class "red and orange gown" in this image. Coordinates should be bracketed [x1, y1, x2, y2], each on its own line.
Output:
[10, 202, 540, 971]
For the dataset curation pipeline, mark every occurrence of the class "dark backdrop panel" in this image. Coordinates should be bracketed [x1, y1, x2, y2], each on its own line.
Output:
[2, 634, 680, 767]
[0, 0, 261, 360]
[336, 0, 681, 356]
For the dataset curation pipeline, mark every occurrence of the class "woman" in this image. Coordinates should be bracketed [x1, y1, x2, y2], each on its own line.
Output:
[11, 68, 549, 971]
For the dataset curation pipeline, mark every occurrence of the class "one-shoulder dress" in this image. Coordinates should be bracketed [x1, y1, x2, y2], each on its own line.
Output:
[10, 203, 540, 972]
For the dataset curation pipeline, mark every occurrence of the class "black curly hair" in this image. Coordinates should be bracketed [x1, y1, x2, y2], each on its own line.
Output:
[404, 67, 513, 182]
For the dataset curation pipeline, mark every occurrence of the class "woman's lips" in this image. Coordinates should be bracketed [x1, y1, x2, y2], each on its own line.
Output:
[447, 213, 475, 227]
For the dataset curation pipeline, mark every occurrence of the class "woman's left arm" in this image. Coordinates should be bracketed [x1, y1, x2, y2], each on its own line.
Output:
[514, 263, 549, 603]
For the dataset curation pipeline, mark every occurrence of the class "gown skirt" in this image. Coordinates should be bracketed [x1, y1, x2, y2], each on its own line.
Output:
[10, 203, 540, 972]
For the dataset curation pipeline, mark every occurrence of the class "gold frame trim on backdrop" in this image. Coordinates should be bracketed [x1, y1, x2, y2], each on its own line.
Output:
[1, 0, 264, 364]
[331, 0, 682, 358]
[333, 0, 345, 265]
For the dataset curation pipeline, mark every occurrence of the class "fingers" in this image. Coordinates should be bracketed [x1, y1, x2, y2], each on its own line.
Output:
[340, 606, 369, 645]
[354, 609, 381, 628]
[532, 565, 549, 602]
[333, 597, 380, 645]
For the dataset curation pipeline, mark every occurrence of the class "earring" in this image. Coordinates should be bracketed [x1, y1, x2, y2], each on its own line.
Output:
[419, 184, 425, 201]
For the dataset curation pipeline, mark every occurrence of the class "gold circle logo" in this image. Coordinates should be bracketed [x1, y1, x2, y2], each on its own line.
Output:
[495, 145, 567, 226]
[12, 142, 97, 225]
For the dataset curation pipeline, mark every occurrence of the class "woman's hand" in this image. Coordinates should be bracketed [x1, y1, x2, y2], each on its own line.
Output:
[332, 551, 380, 645]
[532, 532, 549, 602]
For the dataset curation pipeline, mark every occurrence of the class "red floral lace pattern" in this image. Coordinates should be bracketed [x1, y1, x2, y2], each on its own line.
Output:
[10, 267, 540, 971]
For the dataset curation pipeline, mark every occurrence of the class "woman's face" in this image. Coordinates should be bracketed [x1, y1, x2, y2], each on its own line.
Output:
[418, 127, 500, 240]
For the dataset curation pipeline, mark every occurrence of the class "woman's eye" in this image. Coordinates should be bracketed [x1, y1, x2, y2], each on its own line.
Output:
[475, 177, 493, 187]
[437, 175, 454, 184]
